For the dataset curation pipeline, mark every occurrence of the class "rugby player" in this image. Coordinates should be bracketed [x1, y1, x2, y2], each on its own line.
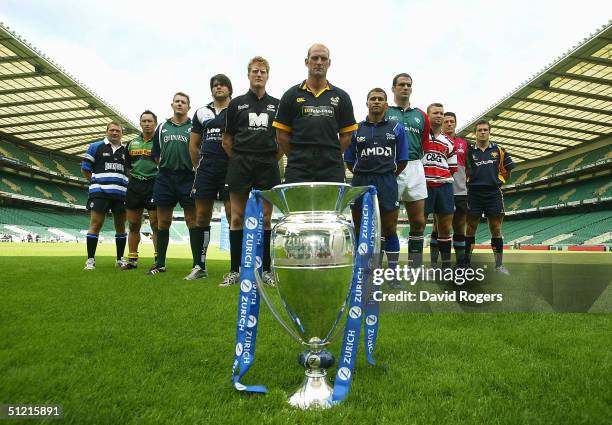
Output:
[273, 43, 357, 183]
[81, 122, 128, 270]
[222, 57, 280, 287]
[344, 88, 409, 288]
[422, 103, 457, 270]
[386, 73, 430, 269]
[121, 110, 159, 270]
[148, 92, 196, 275]
[186, 75, 233, 281]
[465, 120, 515, 274]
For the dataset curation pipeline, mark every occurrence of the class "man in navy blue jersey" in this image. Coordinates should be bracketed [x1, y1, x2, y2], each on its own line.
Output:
[344, 88, 409, 288]
[81, 121, 128, 270]
[465, 120, 515, 274]
[186, 74, 233, 281]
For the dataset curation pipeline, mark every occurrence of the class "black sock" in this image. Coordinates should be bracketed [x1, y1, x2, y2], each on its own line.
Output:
[408, 232, 424, 268]
[430, 231, 439, 264]
[438, 237, 452, 268]
[230, 229, 243, 273]
[156, 229, 170, 267]
[189, 227, 204, 268]
[464, 236, 475, 265]
[263, 229, 272, 272]
[453, 234, 466, 265]
[491, 237, 504, 267]
[86, 233, 98, 258]
[115, 232, 127, 260]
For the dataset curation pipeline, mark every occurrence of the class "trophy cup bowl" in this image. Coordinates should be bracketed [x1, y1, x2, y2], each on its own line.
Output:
[254, 182, 370, 409]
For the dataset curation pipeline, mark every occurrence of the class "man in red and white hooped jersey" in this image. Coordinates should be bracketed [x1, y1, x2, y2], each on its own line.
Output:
[422, 103, 457, 269]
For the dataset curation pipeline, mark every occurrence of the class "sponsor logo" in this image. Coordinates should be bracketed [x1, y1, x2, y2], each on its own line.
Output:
[247, 315, 257, 328]
[425, 152, 444, 163]
[245, 216, 258, 230]
[365, 315, 377, 326]
[475, 159, 495, 166]
[238, 104, 249, 110]
[255, 256, 262, 269]
[358, 243, 368, 255]
[234, 382, 247, 391]
[89, 201, 94, 208]
[360, 146, 392, 157]
[103, 153, 110, 157]
[207, 127, 221, 134]
[162, 128, 168, 133]
[338, 367, 351, 381]
[356, 136, 366, 142]
[240, 279, 253, 293]
[296, 97, 306, 103]
[248, 113, 269, 128]
[349, 306, 362, 319]
[330, 96, 340, 106]
[267, 104, 276, 111]
[491, 151, 498, 158]
[414, 117, 421, 124]
[302, 105, 334, 118]
[235, 342, 244, 356]
[386, 133, 395, 140]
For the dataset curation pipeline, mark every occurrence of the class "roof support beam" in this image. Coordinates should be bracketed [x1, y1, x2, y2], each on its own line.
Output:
[569, 55, 612, 67]
[493, 116, 607, 137]
[528, 84, 612, 103]
[548, 71, 612, 86]
[0, 105, 95, 119]
[500, 107, 611, 127]
[0, 114, 106, 128]
[493, 125, 586, 145]
[0, 56, 38, 64]
[487, 134, 565, 152]
[0, 95, 87, 108]
[0, 85, 74, 95]
[512, 95, 611, 116]
[23, 130, 104, 142]
[0, 71, 59, 81]
[11, 123, 107, 135]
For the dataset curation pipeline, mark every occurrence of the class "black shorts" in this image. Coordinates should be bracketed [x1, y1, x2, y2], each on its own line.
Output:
[425, 183, 455, 215]
[87, 197, 126, 215]
[125, 178, 156, 210]
[284, 146, 345, 183]
[468, 188, 504, 217]
[351, 173, 399, 212]
[153, 170, 196, 209]
[226, 153, 281, 193]
[193, 156, 229, 201]
[454, 195, 468, 215]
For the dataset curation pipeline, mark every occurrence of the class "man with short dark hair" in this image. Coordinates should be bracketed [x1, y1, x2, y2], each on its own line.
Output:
[386, 73, 430, 269]
[121, 110, 159, 270]
[148, 92, 196, 275]
[422, 103, 457, 270]
[465, 120, 515, 274]
[273, 43, 357, 183]
[185, 75, 233, 281]
[81, 122, 128, 270]
[222, 56, 280, 287]
[344, 88, 409, 288]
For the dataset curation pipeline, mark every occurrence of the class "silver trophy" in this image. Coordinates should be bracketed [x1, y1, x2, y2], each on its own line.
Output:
[254, 182, 380, 409]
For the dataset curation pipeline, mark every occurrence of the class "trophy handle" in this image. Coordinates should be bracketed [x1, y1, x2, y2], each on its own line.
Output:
[254, 268, 306, 346]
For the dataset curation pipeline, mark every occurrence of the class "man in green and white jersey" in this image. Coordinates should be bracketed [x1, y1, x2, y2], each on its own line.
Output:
[386, 73, 431, 269]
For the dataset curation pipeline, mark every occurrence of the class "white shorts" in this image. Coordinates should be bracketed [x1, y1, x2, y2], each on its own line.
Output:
[397, 160, 427, 202]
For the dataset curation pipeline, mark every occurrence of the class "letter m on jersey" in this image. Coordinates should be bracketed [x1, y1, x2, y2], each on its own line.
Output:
[248, 113, 268, 127]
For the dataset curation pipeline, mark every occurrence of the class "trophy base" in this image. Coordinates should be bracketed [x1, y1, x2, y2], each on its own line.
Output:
[288, 370, 335, 409]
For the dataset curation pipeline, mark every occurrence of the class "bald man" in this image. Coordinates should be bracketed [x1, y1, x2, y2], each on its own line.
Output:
[273, 43, 357, 183]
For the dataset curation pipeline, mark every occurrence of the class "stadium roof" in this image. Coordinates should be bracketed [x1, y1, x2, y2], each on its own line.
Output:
[458, 21, 612, 163]
[0, 22, 138, 156]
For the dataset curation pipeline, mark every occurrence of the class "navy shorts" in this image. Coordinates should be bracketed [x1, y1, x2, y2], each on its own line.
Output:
[351, 173, 399, 212]
[425, 183, 455, 215]
[193, 156, 229, 201]
[454, 195, 468, 215]
[285, 146, 345, 183]
[153, 169, 196, 208]
[226, 153, 280, 193]
[125, 177, 156, 210]
[87, 197, 125, 215]
[468, 188, 504, 217]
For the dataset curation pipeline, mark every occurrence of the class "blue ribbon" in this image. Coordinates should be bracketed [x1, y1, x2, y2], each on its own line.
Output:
[231, 190, 267, 393]
[331, 187, 379, 403]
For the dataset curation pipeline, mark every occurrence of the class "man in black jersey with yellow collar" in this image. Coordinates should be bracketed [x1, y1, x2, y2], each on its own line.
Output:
[273, 43, 357, 183]
[222, 56, 280, 287]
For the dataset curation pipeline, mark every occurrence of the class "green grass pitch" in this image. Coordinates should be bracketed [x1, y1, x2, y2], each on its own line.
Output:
[1, 243, 611, 424]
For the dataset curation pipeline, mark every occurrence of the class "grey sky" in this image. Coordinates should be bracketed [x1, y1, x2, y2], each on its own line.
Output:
[1, 0, 610, 129]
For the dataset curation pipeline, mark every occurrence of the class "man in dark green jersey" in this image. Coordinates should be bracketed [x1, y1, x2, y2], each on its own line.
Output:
[148, 92, 196, 275]
[122, 110, 159, 270]
[386, 73, 430, 269]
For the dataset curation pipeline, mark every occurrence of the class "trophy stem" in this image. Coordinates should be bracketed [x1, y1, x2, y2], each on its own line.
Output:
[289, 350, 336, 409]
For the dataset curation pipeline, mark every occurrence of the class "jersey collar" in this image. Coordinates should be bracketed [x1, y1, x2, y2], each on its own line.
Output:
[300, 80, 332, 98]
